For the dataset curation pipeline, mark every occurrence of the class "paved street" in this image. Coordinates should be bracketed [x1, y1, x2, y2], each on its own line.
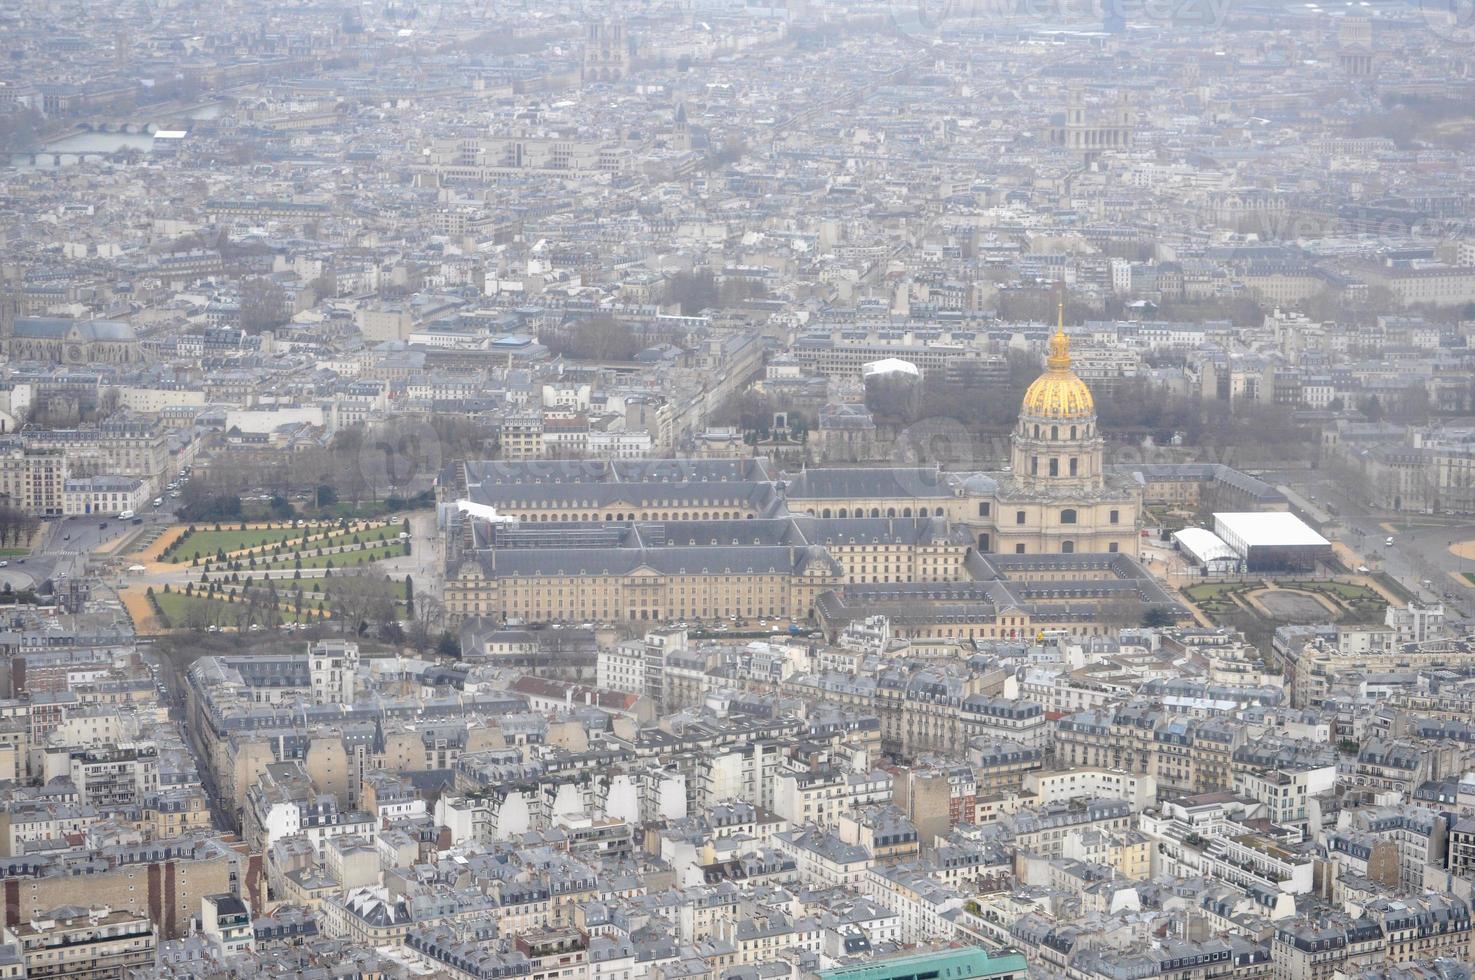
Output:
[1253, 467, 1475, 619]
[28, 503, 179, 579]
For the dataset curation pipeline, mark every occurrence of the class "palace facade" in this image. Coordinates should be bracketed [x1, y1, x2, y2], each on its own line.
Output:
[440, 313, 1166, 634]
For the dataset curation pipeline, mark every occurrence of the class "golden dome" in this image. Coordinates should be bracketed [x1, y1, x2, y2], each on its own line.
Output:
[1020, 304, 1095, 420]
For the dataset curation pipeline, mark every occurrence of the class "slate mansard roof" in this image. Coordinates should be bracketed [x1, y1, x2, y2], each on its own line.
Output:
[13, 316, 138, 342]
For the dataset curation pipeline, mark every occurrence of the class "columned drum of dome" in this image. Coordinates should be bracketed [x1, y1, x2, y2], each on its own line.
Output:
[1010, 300, 1106, 493]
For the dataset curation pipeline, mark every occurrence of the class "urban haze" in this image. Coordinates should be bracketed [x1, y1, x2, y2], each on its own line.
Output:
[1, 0, 1474, 978]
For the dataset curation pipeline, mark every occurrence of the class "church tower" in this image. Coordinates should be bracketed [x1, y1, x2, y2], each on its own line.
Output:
[0, 266, 20, 349]
[1010, 298, 1104, 492]
[582, 20, 629, 84]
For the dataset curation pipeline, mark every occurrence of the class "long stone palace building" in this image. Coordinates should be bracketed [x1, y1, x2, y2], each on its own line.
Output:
[438, 313, 1261, 639]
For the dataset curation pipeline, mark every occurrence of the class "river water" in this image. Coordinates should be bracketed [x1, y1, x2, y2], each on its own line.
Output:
[9, 102, 222, 168]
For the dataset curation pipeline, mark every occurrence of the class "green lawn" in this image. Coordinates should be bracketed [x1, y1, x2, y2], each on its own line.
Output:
[249, 576, 401, 598]
[254, 541, 410, 571]
[226, 527, 399, 560]
[167, 524, 402, 564]
[0, 548, 28, 557]
[164, 526, 314, 562]
[240, 578, 380, 602]
[1281, 580, 1382, 603]
[261, 576, 331, 594]
[1186, 579, 1388, 628]
[1181, 582, 1251, 623]
[208, 583, 410, 620]
[1184, 583, 1241, 602]
[151, 591, 325, 628]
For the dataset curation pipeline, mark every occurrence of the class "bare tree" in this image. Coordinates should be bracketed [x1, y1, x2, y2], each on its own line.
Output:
[327, 571, 400, 636]
[409, 595, 446, 654]
[240, 276, 290, 334]
[0, 506, 37, 548]
[183, 600, 212, 633]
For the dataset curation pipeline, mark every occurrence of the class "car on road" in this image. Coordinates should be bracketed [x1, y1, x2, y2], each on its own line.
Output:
[1385, 536, 1395, 546]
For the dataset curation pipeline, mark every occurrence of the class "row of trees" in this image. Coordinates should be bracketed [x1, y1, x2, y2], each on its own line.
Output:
[709, 389, 812, 443]
[181, 417, 490, 520]
[0, 505, 38, 549]
[666, 270, 770, 317]
[25, 389, 120, 428]
[1347, 92, 1474, 149]
[905, 370, 1322, 466]
[0, 108, 44, 154]
[538, 314, 697, 363]
[1000, 279, 1444, 332]
[159, 569, 457, 655]
[238, 273, 337, 333]
[539, 316, 644, 362]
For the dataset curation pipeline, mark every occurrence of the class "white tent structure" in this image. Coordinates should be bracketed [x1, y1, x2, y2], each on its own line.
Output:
[1171, 527, 1241, 575]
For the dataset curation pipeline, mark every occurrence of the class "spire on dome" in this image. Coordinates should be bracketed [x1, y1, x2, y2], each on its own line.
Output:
[1047, 295, 1071, 371]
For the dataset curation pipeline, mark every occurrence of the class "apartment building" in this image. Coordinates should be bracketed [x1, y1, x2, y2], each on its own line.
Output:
[0, 445, 66, 516]
[22, 419, 170, 494]
[5, 907, 156, 980]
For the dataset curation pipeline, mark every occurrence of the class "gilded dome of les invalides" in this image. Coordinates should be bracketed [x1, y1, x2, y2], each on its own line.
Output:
[1020, 310, 1095, 421]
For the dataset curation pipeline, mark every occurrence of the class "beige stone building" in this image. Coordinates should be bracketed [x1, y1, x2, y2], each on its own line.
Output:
[1053, 704, 1246, 798]
[0, 836, 242, 939]
[0, 446, 67, 516]
[21, 419, 172, 496]
[440, 320, 1178, 634]
[5, 907, 155, 980]
[184, 651, 520, 822]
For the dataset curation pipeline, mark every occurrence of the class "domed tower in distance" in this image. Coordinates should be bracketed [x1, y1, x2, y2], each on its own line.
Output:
[1011, 299, 1105, 492]
[984, 295, 1141, 558]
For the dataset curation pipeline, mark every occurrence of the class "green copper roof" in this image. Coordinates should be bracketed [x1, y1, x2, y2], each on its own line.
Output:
[816, 947, 1028, 980]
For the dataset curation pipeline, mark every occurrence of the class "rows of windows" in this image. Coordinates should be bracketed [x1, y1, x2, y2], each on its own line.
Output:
[1030, 456, 1080, 477]
[1029, 423, 1091, 440]
[811, 506, 947, 519]
[1012, 508, 1119, 525]
[513, 509, 753, 522]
